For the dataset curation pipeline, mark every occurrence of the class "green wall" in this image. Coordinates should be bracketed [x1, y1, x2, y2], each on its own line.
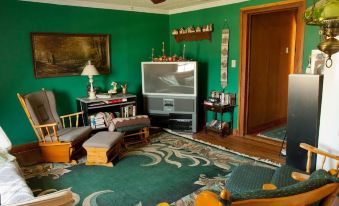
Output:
[169, 0, 319, 127]
[0, 0, 169, 145]
[0, 0, 320, 145]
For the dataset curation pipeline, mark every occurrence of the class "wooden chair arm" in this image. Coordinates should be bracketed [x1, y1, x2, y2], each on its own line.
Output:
[60, 111, 83, 128]
[33, 123, 58, 128]
[33, 123, 60, 143]
[59, 111, 84, 119]
[300, 143, 339, 161]
[300, 143, 339, 173]
[291, 172, 310, 182]
[262, 183, 277, 190]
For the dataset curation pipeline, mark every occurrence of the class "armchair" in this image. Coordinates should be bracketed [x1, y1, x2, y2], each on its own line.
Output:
[195, 143, 339, 206]
[17, 90, 92, 163]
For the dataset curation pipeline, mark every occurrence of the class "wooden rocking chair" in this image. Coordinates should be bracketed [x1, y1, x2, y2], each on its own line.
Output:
[195, 143, 339, 206]
[17, 90, 92, 163]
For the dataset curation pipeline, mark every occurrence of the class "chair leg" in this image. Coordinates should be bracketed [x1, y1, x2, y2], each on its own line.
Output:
[143, 127, 149, 143]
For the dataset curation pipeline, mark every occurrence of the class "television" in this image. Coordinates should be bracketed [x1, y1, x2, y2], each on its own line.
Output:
[141, 62, 197, 96]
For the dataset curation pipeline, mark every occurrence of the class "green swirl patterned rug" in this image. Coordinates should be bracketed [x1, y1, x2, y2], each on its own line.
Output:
[22, 132, 273, 206]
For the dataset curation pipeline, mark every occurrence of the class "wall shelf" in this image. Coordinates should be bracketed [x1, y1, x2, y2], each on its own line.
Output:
[173, 31, 212, 42]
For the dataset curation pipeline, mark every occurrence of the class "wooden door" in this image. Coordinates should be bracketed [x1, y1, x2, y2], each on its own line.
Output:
[246, 9, 297, 134]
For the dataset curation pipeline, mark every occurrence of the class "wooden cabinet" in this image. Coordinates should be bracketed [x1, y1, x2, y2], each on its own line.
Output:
[203, 103, 235, 136]
[77, 94, 137, 130]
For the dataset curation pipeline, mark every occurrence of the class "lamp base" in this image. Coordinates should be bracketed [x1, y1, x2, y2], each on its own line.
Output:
[88, 91, 96, 99]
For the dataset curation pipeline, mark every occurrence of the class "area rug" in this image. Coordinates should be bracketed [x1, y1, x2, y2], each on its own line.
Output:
[22, 132, 274, 206]
[258, 126, 286, 141]
[164, 128, 281, 167]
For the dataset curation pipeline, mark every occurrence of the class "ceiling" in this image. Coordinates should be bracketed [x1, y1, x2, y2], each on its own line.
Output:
[22, 0, 248, 14]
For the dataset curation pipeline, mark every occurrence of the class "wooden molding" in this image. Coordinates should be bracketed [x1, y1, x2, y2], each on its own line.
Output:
[11, 142, 44, 166]
[238, 0, 305, 136]
[11, 142, 39, 154]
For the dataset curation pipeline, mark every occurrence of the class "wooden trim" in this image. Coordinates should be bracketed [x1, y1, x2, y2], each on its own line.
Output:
[10, 142, 43, 166]
[10, 142, 40, 154]
[238, 0, 305, 136]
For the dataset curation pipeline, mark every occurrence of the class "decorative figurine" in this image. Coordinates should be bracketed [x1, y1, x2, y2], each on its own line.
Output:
[108, 81, 118, 94]
[195, 26, 202, 32]
[179, 28, 185, 34]
[121, 84, 127, 95]
[187, 26, 195, 33]
[172, 29, 179, 35]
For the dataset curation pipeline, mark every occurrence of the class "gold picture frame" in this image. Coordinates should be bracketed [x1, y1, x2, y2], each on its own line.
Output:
[31, 33, 110, 78]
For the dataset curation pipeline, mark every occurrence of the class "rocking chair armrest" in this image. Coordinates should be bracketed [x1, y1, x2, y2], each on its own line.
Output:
[291, 172, 310, 182]
[300, 143, 339, 161]
[33, 123, 60, 143]
[59, 111, 84, 119]
[60, 111, 83, 128]
[33, 122, 58, 129]
[300, 143, 339, 173]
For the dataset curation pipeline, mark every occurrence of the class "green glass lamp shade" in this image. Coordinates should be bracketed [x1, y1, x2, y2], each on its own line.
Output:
[305, 0, 339, 25]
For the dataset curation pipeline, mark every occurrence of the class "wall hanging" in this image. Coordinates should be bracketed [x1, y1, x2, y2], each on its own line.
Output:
[31, 33, 110, 78]
[220, 24, 230, 89]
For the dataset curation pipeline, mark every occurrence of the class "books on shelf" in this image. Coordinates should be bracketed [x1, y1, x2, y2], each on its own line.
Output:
[120, 105, 136, 118]
[89, 112, 115, 129]
[103, 98, 128, 104]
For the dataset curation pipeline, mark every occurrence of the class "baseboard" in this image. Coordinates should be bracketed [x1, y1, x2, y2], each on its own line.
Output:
[248, 118, 287, 134]
[11, 142, 44, 166]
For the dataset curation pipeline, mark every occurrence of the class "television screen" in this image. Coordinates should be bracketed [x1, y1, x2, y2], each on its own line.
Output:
[142, 62, 197, 96]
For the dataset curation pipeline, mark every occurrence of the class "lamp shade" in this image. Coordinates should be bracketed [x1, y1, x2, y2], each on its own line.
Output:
[304, 0, 339, 25]
[81, 61, 99, 76]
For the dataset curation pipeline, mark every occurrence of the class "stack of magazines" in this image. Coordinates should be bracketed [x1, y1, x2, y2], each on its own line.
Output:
[89, 112, 114, 129]
[206, 120, 228, 130]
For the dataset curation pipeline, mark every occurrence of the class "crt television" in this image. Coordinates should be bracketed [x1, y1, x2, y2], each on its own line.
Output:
[141, 61, 197, 96]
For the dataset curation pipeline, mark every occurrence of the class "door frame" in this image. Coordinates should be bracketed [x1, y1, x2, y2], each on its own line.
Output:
[237, 0, 305, 136]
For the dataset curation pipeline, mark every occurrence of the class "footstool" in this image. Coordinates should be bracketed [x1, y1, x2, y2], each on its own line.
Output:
[83, 131, 123, 167]
[109, 115, 151, 148]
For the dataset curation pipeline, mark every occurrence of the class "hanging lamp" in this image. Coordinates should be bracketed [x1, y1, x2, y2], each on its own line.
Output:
[304, 0, 339, 67]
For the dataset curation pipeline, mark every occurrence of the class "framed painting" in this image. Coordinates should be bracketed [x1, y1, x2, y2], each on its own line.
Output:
[31, 33, 110, 78]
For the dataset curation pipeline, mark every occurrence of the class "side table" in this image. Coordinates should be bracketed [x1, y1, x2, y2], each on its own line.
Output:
[203, 103, 235, 136]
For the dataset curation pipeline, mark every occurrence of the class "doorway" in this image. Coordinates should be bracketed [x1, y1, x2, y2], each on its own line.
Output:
[238, 0, 305, 136]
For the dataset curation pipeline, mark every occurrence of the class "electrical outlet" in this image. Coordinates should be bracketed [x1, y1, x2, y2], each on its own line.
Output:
[231, 60, 236, 68]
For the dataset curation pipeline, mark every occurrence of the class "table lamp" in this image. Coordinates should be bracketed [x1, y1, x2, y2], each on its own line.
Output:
[81, 60, 99, 99]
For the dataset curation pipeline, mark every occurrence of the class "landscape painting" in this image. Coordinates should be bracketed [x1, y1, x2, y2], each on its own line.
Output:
[31, 33, 110, 78]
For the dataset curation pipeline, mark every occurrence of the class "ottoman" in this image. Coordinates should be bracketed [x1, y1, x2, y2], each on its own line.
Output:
[109, 115, 151, 148]
[83, 131, 123, 167]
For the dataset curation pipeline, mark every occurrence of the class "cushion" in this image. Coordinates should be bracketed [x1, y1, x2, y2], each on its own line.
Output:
[83, 132, 123, 149]
[24, 90, 61, 127]
[0, 163, 34, 205]
[231, 169, 332, 201]
[109, 115, 150, 132]
[44, 126, 92, 143]
[271, 165, 303, 188]
[225, 165, 275, 193]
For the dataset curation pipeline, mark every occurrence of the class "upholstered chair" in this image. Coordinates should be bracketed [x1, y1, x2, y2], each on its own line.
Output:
[17, 90, 92, 163]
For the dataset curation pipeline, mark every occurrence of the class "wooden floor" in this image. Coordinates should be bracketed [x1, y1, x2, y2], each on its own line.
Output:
[192, 130, 286, 165]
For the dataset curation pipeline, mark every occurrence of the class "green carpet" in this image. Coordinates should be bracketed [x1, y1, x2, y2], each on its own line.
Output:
[22, 132, 273, 206]
[258, 126, 286, 141]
